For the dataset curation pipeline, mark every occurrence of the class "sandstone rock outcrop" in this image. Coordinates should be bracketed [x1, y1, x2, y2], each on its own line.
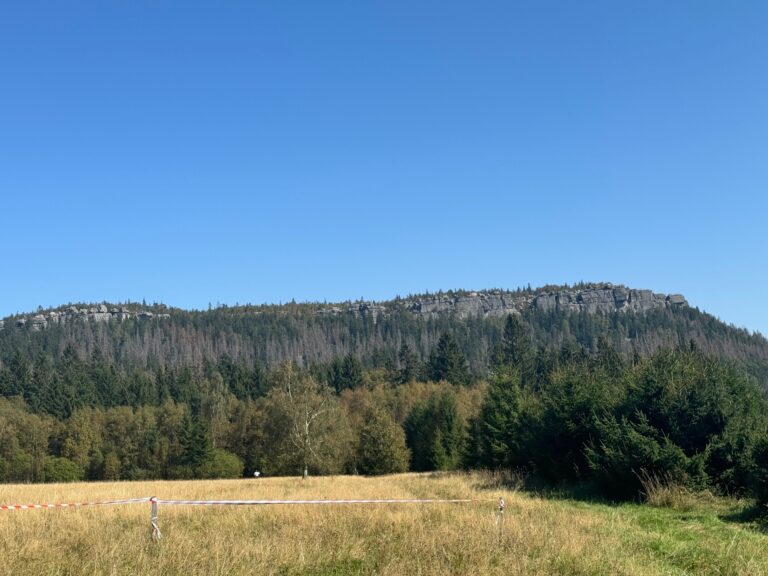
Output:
[7, 305, 171, 331]
[316, 283, 688, 321]
[3, 284, 688, 331]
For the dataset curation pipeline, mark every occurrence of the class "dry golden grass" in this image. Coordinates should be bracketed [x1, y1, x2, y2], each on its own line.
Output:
[0, 472, 766, 575]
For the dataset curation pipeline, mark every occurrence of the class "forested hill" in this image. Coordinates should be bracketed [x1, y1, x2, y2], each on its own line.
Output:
[3, 284, 768, 490]
[1, 283, 767, 384]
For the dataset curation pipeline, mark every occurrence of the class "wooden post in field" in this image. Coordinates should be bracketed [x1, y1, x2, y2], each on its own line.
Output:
[150, 497, 162, 541]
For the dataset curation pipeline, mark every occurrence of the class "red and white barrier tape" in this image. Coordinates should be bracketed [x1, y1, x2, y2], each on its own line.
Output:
[152, 498, 475, 506]
[1, 496, 497, 512]
[0, 497, 150, 511]
[1, 495, 501, 541]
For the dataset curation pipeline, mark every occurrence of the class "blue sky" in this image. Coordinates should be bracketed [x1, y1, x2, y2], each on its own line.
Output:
[1, 1, 766, 335]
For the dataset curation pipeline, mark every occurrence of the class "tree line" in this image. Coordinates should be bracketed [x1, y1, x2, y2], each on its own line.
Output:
[0, 333, 480, 483]
[1, 314, 768, 506]
[2, 300, 767, 383]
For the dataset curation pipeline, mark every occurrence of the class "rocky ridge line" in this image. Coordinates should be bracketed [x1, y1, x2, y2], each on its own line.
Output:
[1, 283, 688, 331]
[1, 305, 170, 331]
[317, 283, 688, 321]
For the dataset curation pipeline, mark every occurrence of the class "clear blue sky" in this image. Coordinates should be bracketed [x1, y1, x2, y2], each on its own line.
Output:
[2, 1, 766, 335]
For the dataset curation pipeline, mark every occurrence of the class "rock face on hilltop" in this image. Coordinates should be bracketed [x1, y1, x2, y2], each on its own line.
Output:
[1, 284, 765, 386]
[4, 305, 170, 331]
[2, 283, 687, 331]
[317, 283, 687, 321]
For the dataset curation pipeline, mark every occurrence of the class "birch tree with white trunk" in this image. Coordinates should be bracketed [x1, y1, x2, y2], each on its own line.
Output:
[269, 363, 351, 478]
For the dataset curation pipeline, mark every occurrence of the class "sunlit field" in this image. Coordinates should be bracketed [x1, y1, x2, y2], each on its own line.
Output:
[1, 472, 767, 576]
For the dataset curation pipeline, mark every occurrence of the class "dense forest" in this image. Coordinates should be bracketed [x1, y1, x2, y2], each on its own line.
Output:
[2, 289, 767, 382]
[2, 290, 768, 504]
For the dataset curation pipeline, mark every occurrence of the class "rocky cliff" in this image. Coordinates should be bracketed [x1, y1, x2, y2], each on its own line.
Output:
[317, 283, 687, 321]
[4, 305, 170, 331]
[2, 284, 764, 385]
[3, 283, 687, 331]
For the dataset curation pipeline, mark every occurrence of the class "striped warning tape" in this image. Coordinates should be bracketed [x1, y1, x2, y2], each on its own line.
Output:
[1, 496, 499, 511]
[152, 497, 476, 506]
[0, 497, 150, 511]
[0, 495, 503, 541]
[144, 496, 500, 541]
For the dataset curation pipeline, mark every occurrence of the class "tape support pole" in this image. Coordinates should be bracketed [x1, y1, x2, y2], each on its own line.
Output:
[150, 497, 161, 541]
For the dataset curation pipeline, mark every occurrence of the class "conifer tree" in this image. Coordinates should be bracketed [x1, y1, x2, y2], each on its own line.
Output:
[428, 333, 471, 386]
[472, 368, 524, 468]
[179, 415, 212, 472]
[404, 392, 464, 471]
[493, 314, 530, 368]
[397, 343, 423, 384]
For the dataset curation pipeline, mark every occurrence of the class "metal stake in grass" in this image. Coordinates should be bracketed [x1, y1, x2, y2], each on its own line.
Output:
[496, 497, 505, 542]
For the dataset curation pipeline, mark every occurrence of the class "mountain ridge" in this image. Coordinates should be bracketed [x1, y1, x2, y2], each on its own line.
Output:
[1, 283, 766, 385]
[2, 282, 689, 329]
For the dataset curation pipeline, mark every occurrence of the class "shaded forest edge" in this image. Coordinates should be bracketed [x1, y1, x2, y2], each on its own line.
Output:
[2, 313, 768, 511]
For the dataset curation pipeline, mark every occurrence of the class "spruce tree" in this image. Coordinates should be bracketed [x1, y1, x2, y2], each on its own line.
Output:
[327, 354, 364, 392]
[493, 314, 530, 368]
[397, 343, 423, 384]
[404, 392, 464, 471]
[492, 314, 536, 389]
[179, 415, 212, 472]
[428, 333, 471, 386]
[473, 368, 524, 468]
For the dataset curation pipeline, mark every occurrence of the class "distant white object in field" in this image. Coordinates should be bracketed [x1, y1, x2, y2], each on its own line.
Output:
[253, 470, 261, 478]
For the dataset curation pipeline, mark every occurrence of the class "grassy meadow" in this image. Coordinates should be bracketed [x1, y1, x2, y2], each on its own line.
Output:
[0, 472, 766, 576]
